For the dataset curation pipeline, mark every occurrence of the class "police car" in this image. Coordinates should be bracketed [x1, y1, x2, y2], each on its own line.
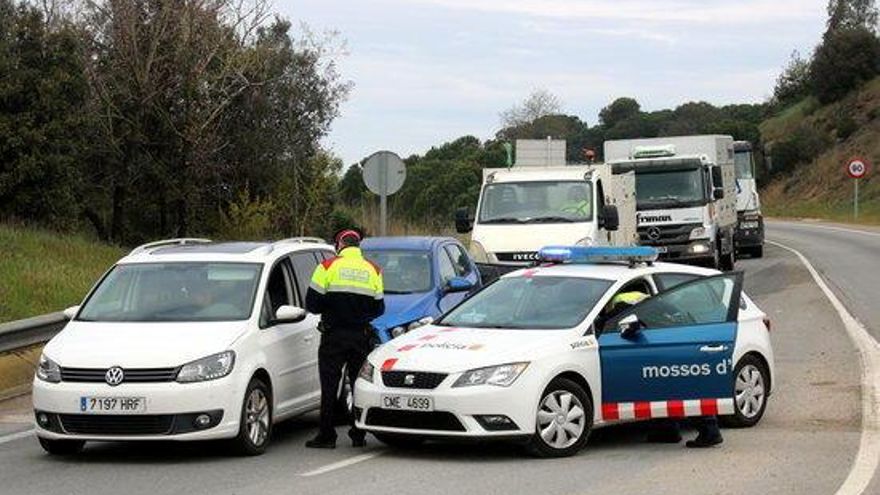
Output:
[354, 246, 774, 457]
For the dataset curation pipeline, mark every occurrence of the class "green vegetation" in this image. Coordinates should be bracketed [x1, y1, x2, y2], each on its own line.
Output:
[0, 224, 124, 322]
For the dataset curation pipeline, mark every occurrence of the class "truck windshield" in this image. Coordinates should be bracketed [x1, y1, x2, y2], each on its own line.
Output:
[363, 250, 432, 294]
[635, 168, 707, 210]
[77, 262, 262, 322]
[437, 275, 612, 330]
[478, 181, 593, 224]
[734, 151, 754, 179]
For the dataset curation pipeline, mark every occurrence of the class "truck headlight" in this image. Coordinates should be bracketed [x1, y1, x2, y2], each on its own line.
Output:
[689, 227, 707, 240]
[36, 354, 61, 383]
[452, 362, 529, 388]
[176, 351, 235, 383]
[358, 361, 375, 384]
[470, 240, 489, 263]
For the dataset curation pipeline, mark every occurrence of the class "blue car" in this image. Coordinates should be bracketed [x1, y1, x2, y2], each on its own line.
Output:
[361, 236, 482, 343]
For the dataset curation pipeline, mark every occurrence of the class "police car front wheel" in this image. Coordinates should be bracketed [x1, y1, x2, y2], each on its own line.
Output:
[526, 378, 593, 458]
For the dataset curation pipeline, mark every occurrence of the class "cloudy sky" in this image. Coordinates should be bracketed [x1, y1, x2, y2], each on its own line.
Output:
[279, 0, 828, 166]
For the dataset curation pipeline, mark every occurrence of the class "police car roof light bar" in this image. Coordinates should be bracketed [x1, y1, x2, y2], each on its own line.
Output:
[538, 246, 659, 267]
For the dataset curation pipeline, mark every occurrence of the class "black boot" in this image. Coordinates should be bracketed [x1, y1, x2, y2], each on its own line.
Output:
[349, 429, 366, 448]
[305, 435, 336, 449]
[686, 434, 723, 448]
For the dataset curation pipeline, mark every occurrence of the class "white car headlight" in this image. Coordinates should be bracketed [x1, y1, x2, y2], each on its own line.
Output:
[176, 351, 235, 383]
[358, 361, 375, 383]
[689, 227, 707, 240]
[36, 354, 61, 383]
[452, 362, 529, 388]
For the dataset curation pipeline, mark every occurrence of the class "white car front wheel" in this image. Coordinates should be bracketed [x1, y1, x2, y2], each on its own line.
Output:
[526, 377, 592, 457]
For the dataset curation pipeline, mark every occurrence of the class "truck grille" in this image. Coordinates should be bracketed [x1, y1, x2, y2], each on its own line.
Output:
[637, 223, 701, 246]
[59, 414, 174, 435]
[382, 371, 447, 389]
[60, 367, 179, 384]
[365, 409, 466, 432]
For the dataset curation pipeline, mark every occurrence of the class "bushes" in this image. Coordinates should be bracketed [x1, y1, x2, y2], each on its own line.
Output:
[811, 27, 880, 104]
[768, 126, 832, 176]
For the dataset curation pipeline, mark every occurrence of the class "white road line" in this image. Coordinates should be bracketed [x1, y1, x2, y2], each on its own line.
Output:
[299, 451, 384, 477]
[768, 240, 880, 495]
[0, 429, 34, 445]
[769, 221, 880, 238]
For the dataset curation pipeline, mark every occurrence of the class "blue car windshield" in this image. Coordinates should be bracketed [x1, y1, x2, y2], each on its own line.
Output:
[363, 250, 432, 294]
[438, 276, 612, 329]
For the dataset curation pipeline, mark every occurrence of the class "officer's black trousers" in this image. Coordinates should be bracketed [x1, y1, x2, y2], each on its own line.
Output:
[318, 328, 371, 441]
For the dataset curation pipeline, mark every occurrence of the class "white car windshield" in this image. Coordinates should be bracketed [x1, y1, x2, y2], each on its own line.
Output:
[77, 262, 262, 322]
[438, 276, 612, 329]
[478, 181, 593, 224]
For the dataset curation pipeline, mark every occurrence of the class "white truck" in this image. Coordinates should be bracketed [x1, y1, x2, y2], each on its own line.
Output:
[605, 135, 737, 271]
[733, 141, 765, 258]
[455, 139, 637, 265]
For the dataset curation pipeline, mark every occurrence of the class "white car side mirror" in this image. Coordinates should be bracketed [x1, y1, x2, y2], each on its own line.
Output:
[63, 306, 80, 320]
[274, 305, 307, 324]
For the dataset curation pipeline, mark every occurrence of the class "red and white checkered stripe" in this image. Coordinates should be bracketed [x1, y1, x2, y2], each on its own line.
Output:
[601, 398, 734, 421]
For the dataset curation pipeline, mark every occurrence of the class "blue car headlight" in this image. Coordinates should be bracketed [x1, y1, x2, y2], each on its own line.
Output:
[390, 317, 434, 339]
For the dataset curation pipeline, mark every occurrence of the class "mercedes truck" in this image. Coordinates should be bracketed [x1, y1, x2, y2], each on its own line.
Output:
[605, 135, 737, 271]
[455, 139, 637, 266]
[733, 140, 765, 258]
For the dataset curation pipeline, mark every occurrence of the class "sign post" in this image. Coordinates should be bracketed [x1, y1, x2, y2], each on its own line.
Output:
[846, 158, 869, 220]
[363, 151, 406, 235]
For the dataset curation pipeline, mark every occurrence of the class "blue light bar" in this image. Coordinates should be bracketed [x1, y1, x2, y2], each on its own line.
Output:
[538, 246, 659, 265]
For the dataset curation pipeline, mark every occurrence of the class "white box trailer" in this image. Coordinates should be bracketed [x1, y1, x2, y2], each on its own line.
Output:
[605, 135, 737, 270]
[455, 162, 637, 265]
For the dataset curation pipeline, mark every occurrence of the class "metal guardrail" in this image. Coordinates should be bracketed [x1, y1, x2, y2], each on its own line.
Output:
[0, 312, 67, 354]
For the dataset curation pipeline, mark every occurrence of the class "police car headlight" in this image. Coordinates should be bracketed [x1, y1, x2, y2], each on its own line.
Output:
[452, 362, 529, 388]
[358, 361, 375, 384]
[390, 326, 406, 338]
[689, 227, 707, 240]
[36, 354, 61, 383]
[176, 351, 235, 383]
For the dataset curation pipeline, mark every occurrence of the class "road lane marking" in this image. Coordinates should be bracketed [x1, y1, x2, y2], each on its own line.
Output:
[0, 429, 34, 445]
[768, 240, 880, 495]
[299, 450, 384, 477]
[769, 221, 880, 238]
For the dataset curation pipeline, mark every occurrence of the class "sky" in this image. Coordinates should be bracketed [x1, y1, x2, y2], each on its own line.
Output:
[278, 0, 828, 166]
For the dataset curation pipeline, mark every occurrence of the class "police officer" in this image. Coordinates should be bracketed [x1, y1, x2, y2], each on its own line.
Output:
[305, 229, 384, 449]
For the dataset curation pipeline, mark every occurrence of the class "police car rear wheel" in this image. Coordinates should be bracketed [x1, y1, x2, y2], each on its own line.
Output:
[526, 378, 592, 458]
[723, 356, 768, 428]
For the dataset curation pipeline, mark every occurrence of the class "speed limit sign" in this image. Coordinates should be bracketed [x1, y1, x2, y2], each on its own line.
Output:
[847, 157, 869, 179]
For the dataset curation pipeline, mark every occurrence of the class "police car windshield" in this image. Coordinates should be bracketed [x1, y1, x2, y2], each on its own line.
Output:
[635, 168, 707, 209]
[438, 276, 612, 330]
[478, 181, 593, 224]
[77, 262, 262, 322]
[363, 250, 432, 294]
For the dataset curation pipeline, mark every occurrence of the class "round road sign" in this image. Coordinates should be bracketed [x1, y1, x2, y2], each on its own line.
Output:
[847, 157, 869, 179]
[363, 151, 406, 196]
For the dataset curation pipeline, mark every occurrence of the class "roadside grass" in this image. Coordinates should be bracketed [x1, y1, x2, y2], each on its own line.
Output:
[0, 224, 124, 322]
[759, 97, 820, 143]
[764, 201, 880, 225]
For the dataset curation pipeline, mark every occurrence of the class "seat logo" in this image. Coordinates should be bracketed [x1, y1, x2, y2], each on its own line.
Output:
[105, 366, 125, 386]
[404, 374, 416, 386]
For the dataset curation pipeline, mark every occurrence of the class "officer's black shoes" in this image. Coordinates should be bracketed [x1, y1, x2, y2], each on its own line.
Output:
[349, 430, 367, 448]
[305, 436, 337, 449]
[646, 430, 683, 444]
[685, 434, 723, 448]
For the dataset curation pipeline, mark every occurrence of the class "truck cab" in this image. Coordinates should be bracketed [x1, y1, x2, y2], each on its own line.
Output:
[455, 140, 636, 265]
[606, 135, 737, 271]
[733, 141, 765, 258]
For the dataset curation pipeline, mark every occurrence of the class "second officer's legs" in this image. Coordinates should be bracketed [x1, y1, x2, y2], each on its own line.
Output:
[308, 333, 346, 447]
[344, 329, 371, 445]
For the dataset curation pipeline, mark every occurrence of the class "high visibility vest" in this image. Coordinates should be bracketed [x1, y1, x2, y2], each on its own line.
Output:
[611, 291, 648, 307]
[306, 247, 384, 328]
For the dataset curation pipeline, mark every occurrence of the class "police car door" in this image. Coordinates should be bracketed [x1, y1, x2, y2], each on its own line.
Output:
[597, 273, 742, 421]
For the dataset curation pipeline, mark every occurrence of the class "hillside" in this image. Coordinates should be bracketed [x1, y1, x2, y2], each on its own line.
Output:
[0, 224, 124, 322]
[760, 77, 880, 224]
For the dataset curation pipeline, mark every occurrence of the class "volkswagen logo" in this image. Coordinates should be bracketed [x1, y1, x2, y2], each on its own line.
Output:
[403, 374, 416, 386]
[646, 226, 662, 241]
[105, 366, 124, 386]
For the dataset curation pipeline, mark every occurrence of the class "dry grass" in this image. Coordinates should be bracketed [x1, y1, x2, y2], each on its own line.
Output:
[0, 345, 42, 400]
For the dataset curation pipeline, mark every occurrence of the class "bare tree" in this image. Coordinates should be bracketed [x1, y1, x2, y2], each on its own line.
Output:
[499, 89, 563, 128]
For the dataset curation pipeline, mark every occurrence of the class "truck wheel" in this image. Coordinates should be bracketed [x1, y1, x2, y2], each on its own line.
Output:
[750, 245, 764, 258]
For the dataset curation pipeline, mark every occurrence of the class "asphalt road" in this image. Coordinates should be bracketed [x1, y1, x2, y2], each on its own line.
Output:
[0, 221, 876, 495]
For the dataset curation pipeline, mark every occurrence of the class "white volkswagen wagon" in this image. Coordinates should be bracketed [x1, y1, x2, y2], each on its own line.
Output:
[32, 238, 334, 456]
